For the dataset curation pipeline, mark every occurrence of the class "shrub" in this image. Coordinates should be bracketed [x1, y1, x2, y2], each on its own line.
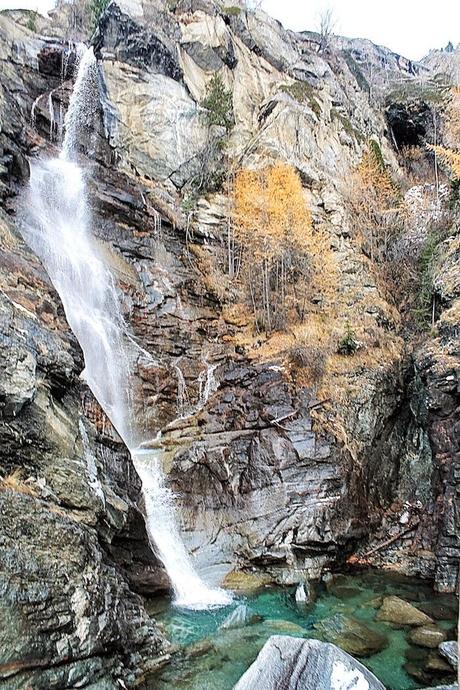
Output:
[288, 343, 328, 381]
[0, 469, 38, 497]
[201, 74, 234, 132]
[280, 81, 321, 118]
[337, 322, 359, 355]
[414, 232, 441, 327]
[26, 11, 37, 32]
[88, 0, 110, 33]
[223, 6, 241, 16]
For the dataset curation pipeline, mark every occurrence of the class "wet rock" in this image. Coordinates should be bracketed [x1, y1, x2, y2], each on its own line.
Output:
[233, 636, 386, 690]
[314, 613, 388, 657]
[223, 571, 272, 593]
[439, 641, 459, 670]
[424, 652, 452, 673]
[185, 639, 215, 658]
[409, 624, 447, 648]
[325, 575, 362, 599]
[219, 605, 259, 630]
[376, 596, 433, 626]
[265, 620, 308, 636]
[295, 581, 316, 610]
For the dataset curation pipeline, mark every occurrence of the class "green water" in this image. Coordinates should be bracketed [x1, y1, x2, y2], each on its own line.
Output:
[146, 570, 457, 690]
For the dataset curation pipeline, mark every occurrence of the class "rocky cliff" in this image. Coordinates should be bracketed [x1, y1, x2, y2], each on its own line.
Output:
[0, 0, 459, 687]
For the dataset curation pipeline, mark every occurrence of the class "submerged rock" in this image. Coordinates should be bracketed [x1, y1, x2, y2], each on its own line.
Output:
[314, 613, 388, 657]
[439, 641, 459, 670]
[185, 639, 215, 659]
[219, 605, 259, 630]
[325, 574, 362, 599]
[233, 636, 386, 690]
[376, 596, 433, 626]
[424, 652, 452, 673]
[265, 619, 308, 636]
[409, 624, 447, 648]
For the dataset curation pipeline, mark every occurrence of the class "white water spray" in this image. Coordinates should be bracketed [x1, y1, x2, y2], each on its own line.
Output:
[22, 46, 231, 610]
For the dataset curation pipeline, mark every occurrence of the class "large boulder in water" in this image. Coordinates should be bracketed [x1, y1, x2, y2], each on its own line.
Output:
[314, 613, 388, 657]
[408, 624, 447, 648]
[233, 636, 386, 690]
[376, 596, 433, 626]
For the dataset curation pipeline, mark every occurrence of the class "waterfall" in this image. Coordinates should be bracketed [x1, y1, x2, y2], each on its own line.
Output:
[21, 45, 231, 610]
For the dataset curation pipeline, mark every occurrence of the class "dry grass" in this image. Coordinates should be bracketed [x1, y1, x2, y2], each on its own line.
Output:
[0, 468, 38, 497]
[189, 243, 230, 303]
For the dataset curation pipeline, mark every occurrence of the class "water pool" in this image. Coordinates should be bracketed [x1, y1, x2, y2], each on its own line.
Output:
[145, 570, 457, 690]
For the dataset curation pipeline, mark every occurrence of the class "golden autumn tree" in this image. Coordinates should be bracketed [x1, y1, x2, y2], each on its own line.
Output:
[345, 140, 399, 261]
[429, 87, 460, 179]
[232, 162, 335, 332]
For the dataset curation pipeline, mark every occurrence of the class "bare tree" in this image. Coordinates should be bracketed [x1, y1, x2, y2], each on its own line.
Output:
[318, 7, 336, 53]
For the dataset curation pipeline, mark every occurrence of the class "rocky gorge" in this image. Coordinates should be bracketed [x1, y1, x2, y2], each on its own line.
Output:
[0, 0, 459, 688]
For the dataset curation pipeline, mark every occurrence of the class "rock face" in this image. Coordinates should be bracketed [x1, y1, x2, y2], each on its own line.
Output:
[0, 13, 169, 690]
[232, 636, 386, 690]
[1, 0, 460, 686]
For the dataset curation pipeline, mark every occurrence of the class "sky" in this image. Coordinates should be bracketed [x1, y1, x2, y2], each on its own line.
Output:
[0, 0, 459, 61]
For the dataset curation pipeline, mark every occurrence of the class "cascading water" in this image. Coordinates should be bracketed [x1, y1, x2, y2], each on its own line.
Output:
[21, 45, 231, 610]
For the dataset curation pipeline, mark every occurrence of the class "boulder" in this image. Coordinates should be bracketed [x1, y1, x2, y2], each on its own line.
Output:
[295, 581, 316, 610]
[439, 641, 459, 670]
[219, 604, 259, 630]
[424, 652, 452, 673]
[233, 636, 386, 690]
[223, 570, 272, 592]
[409, 624, 447, 649]
[314, 613, 388, 657]
[376, 596, 433, 626]
[184, 639, 215, 658]
[265, 619, 308, 636]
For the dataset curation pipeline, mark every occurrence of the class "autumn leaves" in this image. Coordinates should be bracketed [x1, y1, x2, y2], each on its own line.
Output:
[232, 163, 336, 332]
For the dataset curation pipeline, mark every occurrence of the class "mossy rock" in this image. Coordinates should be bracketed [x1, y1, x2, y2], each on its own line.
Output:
[409, 624, 447, 649]
[223, 570, 272, 592]
[376, 596, 433, 626]
[314, 613, 388, 657]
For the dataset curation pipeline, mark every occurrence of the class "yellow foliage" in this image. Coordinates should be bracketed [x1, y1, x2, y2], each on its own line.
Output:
[233, 163, 313, 258]
[232, 162, 336, 330]
[428, 87, 460, 178]
[0, 468, 37, 497]
[345, 143, 400, 261]
[431, 145, 460, 179]
[444, 86, 460, 148]
[356, 145, 397, 208]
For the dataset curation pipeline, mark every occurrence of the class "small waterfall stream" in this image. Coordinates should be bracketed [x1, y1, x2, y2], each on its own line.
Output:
[21, 45, 231, 610]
